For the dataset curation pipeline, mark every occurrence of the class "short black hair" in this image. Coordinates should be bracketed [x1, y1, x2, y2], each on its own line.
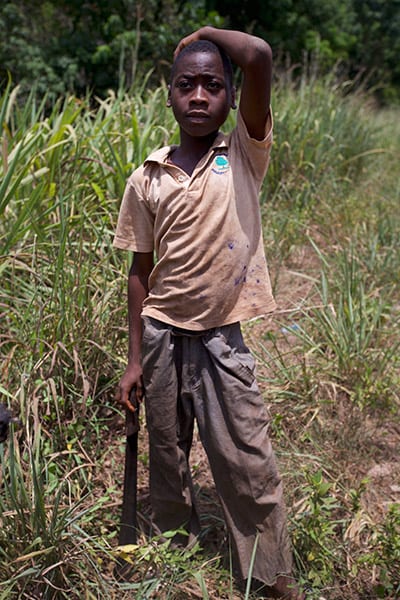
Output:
[170, 40, 234, 88]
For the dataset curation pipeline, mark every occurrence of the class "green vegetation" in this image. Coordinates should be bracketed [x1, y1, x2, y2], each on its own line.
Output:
[0, 0, 224, 101]
[1, 72, 399, 598]
[1, 0, 400, 102]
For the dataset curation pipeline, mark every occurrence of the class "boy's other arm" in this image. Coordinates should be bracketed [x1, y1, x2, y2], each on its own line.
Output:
[175, 27, 272, 141]
[116, 251, 154, 412]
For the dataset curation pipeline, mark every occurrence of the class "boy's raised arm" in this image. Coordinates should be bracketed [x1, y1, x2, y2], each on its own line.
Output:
[174, 26, 272, 141]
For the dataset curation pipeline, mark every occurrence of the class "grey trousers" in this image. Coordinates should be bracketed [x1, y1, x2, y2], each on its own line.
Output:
[141, 316, 293, 586]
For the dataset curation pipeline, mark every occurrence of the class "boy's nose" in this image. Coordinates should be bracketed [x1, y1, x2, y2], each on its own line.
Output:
[191, 85, 207, 103]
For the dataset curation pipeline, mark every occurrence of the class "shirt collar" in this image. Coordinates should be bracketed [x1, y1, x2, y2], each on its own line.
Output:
[144, 131, 229, 167]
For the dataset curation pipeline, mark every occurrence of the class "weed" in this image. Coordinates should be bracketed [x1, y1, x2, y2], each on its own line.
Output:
[279, 241, 400, 411]
[290, 470, 347, 588]
[1, 73, 399, 599]
[0, 416, 114, 598]
[358, 503, 400, 598]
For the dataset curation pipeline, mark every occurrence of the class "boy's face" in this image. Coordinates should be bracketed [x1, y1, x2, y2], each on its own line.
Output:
[168, 50, 235, 138]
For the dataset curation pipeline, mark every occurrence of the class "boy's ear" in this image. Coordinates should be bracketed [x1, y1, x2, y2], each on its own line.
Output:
[166, 85, 172, 107]
[231, 86, 237, 109]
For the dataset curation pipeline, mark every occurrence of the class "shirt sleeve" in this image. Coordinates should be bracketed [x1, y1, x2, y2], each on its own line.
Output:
[113, 171, 154, 253]
[232, 107, 273, 182]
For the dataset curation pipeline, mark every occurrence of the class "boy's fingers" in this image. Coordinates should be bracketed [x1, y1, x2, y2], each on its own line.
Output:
[135, 384, 144, 403]
[174, 27, 212, 58]
[126, 397, 136, 413]
[173, 42, 184, 59]
[125, 382, 144, 412]
[123, 391, 137, 413]
[174, 33, 198, 58]
[115, 387, 137, 413]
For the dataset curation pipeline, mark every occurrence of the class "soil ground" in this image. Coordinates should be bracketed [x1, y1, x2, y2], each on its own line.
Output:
[108, 254, 400, 599]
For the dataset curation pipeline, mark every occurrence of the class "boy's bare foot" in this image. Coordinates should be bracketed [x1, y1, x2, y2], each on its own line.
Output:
[251, 575, 307, 599]
[270, 575, 306, 599]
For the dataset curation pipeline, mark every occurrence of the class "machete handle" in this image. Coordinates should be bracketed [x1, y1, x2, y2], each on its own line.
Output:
[126, 387, 140, 437]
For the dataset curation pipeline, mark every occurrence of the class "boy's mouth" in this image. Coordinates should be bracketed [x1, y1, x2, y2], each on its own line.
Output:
[186, 111, 209, 119]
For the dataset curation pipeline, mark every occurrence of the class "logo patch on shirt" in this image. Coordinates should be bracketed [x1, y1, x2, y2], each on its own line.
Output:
[212, 155, 230, 175]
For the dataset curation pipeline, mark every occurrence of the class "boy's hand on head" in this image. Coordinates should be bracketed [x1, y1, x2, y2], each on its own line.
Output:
[174, 26, 212, 59]
[116, 363, 144, 413]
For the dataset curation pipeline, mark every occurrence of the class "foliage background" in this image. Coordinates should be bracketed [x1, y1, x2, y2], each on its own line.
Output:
[1, 0, 400, 102]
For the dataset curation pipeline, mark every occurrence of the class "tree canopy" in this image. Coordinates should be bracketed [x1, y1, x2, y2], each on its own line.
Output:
[1, 0, 399, 102]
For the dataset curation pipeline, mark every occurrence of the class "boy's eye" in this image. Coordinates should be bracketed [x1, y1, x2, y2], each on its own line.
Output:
[207, 81, 223, 90]
[177, 80, 192, 89]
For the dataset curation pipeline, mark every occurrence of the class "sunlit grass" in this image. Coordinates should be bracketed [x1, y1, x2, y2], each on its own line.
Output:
[1, 75, 399, 598]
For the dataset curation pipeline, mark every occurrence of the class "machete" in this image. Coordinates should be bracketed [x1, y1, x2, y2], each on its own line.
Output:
[118, 387, 141, 546]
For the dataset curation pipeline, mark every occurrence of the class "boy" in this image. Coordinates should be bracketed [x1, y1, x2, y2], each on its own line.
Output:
[114, 27, 305, 599]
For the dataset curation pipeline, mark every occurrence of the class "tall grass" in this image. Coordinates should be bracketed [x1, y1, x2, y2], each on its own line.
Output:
[1, 75, 399, 598]
[1, 84, 177, 413]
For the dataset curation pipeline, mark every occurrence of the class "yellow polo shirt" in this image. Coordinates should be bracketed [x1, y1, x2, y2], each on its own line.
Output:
[114, 109, 276, 330]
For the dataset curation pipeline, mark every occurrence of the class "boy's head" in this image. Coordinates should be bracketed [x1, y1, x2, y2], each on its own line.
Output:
[170, 40, 234, 89]
[168, 40, 236, 138]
